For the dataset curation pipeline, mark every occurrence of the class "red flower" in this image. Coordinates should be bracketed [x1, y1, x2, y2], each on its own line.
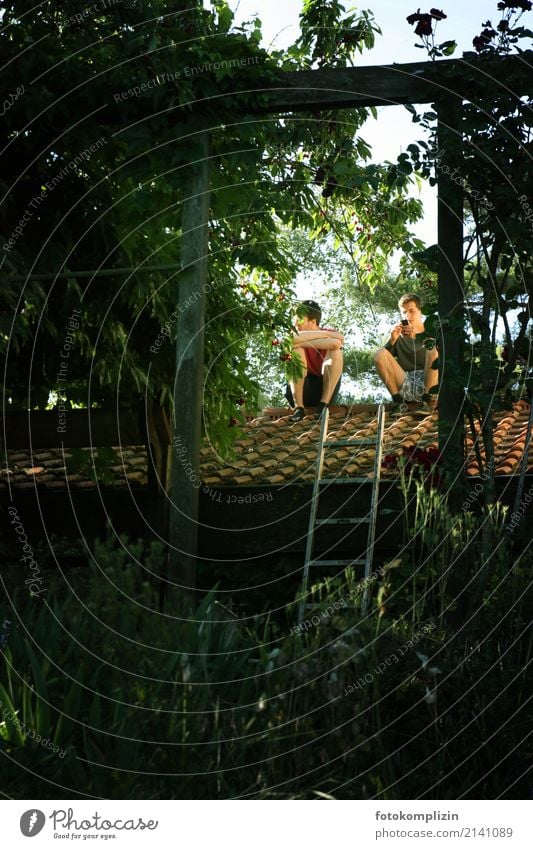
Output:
[498, 1, 532, 9]
[382, 453, 399, 469]
[415, 15, 433, 36]
[406, 11, 423, 25]
[430, 8, 447, 19]
[473, 29, 495, 51]
[383, 446, 442, 488]
[280, 353, 292, 362]
[271, 339, 280, 346]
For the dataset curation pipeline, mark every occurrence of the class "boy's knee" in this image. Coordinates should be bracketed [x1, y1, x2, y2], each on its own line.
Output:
[374, 347, 387, 364]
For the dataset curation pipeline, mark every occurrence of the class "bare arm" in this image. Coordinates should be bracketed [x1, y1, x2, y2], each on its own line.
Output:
[293, 329, 344, 349]
[387, 322, 403, 346]
[386, 322, 417, 348]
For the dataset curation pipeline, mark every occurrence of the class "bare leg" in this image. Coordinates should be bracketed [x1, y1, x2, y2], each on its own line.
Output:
[424, 347, 439, 395]
[374, 348, 406, 397]
[321, 348, 343, 404]
[289, 348, 307, 408]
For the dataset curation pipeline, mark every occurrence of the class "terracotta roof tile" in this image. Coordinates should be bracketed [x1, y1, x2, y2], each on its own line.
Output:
[9, 452, 30, 463]
[195, 401, 533, 485]
[233, 474, 253, 485]
[266, 474, 286, 484]
[217, 467, 237, 478]
[126, 471, 147, 482]
[5, 401, 533, 491]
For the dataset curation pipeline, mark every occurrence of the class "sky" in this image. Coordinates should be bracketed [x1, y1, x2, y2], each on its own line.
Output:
[228, 0, 491, 63]
[225, 1, 505, 270]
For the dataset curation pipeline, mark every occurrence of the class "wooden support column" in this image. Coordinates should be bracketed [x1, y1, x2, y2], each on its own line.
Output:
[437, 98, 465, 493]
[168, 130, 210, 594]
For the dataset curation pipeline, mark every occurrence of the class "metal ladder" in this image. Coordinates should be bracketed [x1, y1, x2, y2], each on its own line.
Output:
[297, 403, 385, 624]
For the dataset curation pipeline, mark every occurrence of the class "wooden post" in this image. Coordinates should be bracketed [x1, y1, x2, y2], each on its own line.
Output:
[436, 98, 465, 494]
[168, 130, 210, 594]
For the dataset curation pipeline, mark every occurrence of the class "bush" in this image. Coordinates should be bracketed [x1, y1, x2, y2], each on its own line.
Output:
[0, 523, 530, 799]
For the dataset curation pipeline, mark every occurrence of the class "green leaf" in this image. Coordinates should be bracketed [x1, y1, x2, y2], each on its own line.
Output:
[0, 681, 24, 746]
[412, 245, 440, 273]
[439, 40, 457, 56]
[26, 641, 50, 736]
[218, 5, 234, 31]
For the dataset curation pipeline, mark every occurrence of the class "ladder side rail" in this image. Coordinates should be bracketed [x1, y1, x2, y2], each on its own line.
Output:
[298, 409, 330, 623]
[362, 404, 385, 613]
[365, 403, 385, 577]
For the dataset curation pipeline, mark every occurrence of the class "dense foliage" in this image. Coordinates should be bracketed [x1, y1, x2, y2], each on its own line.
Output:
[0, 0, 437, 449]
[1, 509, 530, 798]
[403, 2, 533, 491]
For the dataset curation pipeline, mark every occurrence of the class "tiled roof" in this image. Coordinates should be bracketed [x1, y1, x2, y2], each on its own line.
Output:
[1, 446, 148, 493]
[200, 399, 533, 487]
[2, 401, 532, 492]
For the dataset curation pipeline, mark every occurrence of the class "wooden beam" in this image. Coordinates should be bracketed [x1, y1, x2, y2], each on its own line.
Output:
[227, 53, 533, 114]
[168, 131, 210, 594]
[6, 264, 185, 283]
[437, 97, 465, 493]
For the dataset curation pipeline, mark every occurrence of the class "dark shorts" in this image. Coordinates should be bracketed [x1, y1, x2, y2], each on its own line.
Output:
[285, 374, 342, 407]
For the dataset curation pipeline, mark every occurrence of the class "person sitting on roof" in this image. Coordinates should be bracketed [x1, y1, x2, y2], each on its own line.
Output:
[374, 292, 438, 412]
[286, 299, 344, 421]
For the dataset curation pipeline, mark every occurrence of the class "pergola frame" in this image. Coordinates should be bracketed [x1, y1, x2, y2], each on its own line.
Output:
[169, 53, 532, 589]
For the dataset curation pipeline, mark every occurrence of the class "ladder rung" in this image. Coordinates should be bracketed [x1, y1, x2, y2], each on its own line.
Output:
[299, 404, 385, 625]
[324, 439, 377, 447]
[320, 476, 374, 484]
[310, 559, 366, 567]
[315, 517, 370, 526]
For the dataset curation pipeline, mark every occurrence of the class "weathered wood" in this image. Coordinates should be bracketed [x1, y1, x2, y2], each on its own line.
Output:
[168, 131, 211, 593]
[437, 98, 465, 491]
[234, 53, 533, 114]
[6, 264, 185, 283]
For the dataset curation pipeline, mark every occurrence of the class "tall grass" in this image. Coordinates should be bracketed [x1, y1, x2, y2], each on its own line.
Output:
[0, 511, 530, 799]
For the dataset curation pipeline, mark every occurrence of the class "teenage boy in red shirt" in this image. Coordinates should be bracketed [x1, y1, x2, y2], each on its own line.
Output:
[287, 299, 344, 421]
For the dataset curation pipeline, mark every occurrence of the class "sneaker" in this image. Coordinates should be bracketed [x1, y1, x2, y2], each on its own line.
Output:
[289, 406, 305, 422]
[420, 393, 435, 413]
[388, 400, 407, 416]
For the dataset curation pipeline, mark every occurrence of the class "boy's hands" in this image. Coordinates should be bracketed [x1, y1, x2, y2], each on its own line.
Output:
[389, 321, 414, 345]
